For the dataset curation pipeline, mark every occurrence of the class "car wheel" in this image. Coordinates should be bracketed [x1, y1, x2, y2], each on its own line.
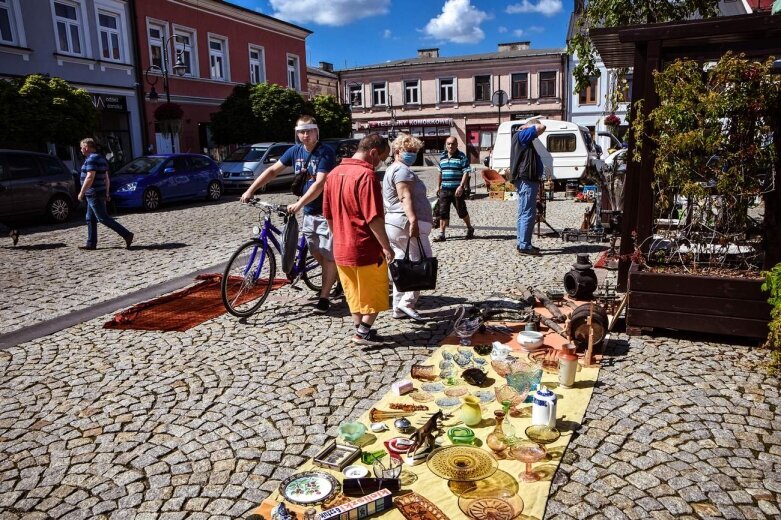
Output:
[47, 195, 71, 223]
[207, 181, 222, 201]
[142, 188, 161, 211]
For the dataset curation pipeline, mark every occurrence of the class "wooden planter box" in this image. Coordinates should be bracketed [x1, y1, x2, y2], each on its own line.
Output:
[627, 267, 771, 338]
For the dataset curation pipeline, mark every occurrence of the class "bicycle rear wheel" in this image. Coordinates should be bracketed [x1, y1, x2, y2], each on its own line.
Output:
[221, 240, 276, 317]
[301, 250, 323, 292]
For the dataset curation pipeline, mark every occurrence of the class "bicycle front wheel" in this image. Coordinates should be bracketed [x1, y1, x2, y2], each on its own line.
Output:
[302, 250, 323, 292]
[221, 240, 276, 317]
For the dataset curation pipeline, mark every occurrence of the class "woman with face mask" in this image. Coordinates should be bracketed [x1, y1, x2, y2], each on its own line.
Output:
[382, 133, 433, 322]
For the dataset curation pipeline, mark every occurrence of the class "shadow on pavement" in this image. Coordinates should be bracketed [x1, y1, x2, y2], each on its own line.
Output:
[3, 242, 67, 251]
[127, 242, 189, 251]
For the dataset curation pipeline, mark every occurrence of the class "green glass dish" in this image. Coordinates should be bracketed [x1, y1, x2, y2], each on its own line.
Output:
[448, 426, 476, 445]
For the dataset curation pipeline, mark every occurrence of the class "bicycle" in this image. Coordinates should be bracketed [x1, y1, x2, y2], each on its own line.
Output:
[221, 199, 323, 317]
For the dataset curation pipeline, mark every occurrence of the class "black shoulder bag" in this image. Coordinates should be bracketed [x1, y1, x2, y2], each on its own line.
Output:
[290, 143, 319, 197]
[389, 238, 438, 292]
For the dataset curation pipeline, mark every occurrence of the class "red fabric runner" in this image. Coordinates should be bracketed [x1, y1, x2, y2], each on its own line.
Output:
[103, 274, 287, 332]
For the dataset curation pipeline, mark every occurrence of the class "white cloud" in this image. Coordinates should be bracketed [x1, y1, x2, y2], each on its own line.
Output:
[506, 0, 562, 17]
[423, 0, 490, 44]
[383, 29, 392, 38]
[269, 0, 390, 26]
[513, 29, 524, 37]
[497, 26, 508, 33]
[529, 25, 545, 33]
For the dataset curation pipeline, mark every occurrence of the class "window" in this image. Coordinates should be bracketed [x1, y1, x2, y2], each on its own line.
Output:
[372, 82, 387, 106]
[37, 156, 67, 176]
[578, 76, 598, 105]
[174, 29, 195, 76]
[539, 71, 556, 98]
[191, 156, 213, 170]
[404, 80, 420, 104]
[348, 83, 363, 107]
[54, 1, 83, 55]
[249, 46, 265, 84]
[438, 78, 455, 103]
[287, 54, 300, 90]
[209, 36, 227, 80]
[0, 0, 20, 45]
[6, 153, 39, 180]
[511, 73, 528, 100]
[474, 75, 491, 102]
[480, 131, 496, 148]
[97, 11, 121, 61]
[547, 133, 576, 153]
[148, 22, 166, 69]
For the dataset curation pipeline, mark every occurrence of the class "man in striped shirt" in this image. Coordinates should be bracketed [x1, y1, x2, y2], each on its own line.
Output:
[433, 137, 475, 242]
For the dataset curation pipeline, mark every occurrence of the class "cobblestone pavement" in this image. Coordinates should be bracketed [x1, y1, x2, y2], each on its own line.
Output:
[1, 168, 778, 519]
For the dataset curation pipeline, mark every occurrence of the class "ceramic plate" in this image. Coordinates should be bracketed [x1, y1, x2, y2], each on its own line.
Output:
[426, 445, 498, 481]
[279, 471, 340, 505]
[342, 465, 368, 478]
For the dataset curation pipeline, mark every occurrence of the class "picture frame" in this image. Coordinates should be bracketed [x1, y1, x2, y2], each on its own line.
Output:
[313, 441, 362, 471]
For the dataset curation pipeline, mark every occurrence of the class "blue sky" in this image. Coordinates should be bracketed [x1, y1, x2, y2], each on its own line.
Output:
[231, 0, 572, 69]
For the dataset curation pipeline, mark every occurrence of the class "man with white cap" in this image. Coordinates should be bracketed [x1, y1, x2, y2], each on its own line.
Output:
[240, 115, 338, 313]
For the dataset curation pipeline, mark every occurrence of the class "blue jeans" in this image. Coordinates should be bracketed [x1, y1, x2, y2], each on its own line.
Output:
[85, 193, 131, 247]
[516, 180, 539, 250]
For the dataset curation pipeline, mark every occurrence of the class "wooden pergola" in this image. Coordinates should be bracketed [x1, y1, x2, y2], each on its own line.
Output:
[590, 13, 781, 291]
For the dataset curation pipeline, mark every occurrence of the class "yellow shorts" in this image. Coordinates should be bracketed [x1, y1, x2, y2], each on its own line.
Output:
[337, 262, 390, 315]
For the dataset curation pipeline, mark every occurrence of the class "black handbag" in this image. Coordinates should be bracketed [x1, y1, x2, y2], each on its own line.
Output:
[290, 143, 319, 197]
[389, 237, 438, 292]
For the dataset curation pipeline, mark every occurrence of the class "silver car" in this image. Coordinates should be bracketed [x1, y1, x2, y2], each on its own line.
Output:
[0, 149, 77, 223]
[219, 142, 295, 191]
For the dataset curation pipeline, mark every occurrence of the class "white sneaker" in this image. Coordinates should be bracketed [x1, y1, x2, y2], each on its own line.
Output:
[394, 306, 425, 322]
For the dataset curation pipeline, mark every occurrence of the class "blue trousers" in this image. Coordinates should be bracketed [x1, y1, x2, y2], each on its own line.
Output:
[516, 180, 539, 249]
[85, 193, 131, 247]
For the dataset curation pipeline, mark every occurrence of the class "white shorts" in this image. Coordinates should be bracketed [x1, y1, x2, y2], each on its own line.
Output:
[302, 214, 334, 262]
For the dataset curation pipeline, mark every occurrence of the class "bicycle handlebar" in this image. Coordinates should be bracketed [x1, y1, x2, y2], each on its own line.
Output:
[245, 198, 287, 214]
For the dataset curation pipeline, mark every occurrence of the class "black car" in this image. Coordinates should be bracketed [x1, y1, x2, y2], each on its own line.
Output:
[321, 138, 360, 165]
[0, 149, 78, 222]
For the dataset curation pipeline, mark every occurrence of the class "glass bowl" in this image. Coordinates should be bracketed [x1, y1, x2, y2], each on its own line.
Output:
[447, 426, 476, 445]
[338, 422, 367, 444]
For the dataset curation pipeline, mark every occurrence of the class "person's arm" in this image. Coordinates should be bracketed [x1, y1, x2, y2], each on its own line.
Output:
[78, 171, 95, 201]
[288, 171, 326, 213]
[436, 163, 442, 193]
[104, 172, 111, 201]
[455, 156, 471, 197]
[396, 181, 418, 238]
[240, 161, 285, 203]
[367, 216, 394, 264]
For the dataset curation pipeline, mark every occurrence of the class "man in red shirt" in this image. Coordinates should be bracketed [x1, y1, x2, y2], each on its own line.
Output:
[323, 134, 394, 345]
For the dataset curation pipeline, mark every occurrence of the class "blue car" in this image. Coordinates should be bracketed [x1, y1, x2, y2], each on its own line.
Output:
[110, 154, 223, 211]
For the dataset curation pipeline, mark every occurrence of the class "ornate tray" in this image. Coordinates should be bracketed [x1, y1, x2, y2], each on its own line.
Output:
[278, 470, 341, 505]
[457, 490, 524, 520]
[426, 445, 498, 482]
[393, 492, 451, 520]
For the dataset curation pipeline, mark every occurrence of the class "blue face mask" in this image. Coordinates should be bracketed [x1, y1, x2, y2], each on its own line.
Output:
[400, 151, 417, 166]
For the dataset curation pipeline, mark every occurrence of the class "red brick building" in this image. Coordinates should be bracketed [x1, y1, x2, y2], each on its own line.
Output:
[132, 0, 311, 157]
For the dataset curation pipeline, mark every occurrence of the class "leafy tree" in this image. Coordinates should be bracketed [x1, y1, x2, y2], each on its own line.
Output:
[311, 95, 351, 138]
[568, 0, 720, 92]
[249, 83, 307, 142]
[209, 84, 262, 145]
[0, 74, 97, 149]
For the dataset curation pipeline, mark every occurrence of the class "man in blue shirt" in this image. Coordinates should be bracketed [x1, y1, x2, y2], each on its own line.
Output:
[240, 115, 338, 313]
[77, 138, 134, 250]
[511, 120, 546, 255]
[433, 137, 475, 242]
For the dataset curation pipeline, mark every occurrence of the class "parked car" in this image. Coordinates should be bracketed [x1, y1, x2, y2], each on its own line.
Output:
[219, 142, 294, 191]
[320, 138, 360, 165]
[0, 149, 77, 223]
[110, 154, 223, 211]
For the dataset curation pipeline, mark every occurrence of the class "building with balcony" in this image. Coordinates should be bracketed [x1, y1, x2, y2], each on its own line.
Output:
[133, 0, 311, 157]
[338, 43, 566, 165]
[0, 0, 142, 171]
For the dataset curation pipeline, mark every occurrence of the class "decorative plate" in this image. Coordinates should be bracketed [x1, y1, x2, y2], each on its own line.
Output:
[444, 386, 468, 397]
[421, 382, 445, 393]
[279, 470, 341, 505]
[426, 445, 498, 482]
[435, 396, 461, 409]
[472, 390, 495, 404]
[457, 490, 524, 520]
[393, 492, 450, 520]
[410, 390, 435, 403]
[449, 469, 520, 497]
[342, 465, 368, 478]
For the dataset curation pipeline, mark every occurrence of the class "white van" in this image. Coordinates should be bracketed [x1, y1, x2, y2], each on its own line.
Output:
[490, 118, 603, 183]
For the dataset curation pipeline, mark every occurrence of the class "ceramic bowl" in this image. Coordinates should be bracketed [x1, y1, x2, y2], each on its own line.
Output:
[517, 331, 544, 350]
[338, 422, 367, 443]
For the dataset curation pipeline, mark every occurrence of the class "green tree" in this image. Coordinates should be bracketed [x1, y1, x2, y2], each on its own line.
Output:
[568, 0, 720, 92]
[0, 74, 97, 149]
[209, 84, 262, 145]
[311, 95, 351, 138]
[249, 83, 307, 142]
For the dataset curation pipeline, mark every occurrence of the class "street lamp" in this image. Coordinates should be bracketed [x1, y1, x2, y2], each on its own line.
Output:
[144, 35, 187, 152]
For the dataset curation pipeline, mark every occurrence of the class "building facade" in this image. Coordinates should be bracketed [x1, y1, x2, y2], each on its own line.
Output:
[133, 0, 311, 157]
[307, 61, 337, 99]
[0, 0, 142, 170]
[338, 44, 566, 165]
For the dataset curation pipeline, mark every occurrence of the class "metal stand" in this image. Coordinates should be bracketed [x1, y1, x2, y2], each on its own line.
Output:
[536, 184, 560, 238]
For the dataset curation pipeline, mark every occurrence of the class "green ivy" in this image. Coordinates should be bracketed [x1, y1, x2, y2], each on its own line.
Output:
[762, 263, 781, 374]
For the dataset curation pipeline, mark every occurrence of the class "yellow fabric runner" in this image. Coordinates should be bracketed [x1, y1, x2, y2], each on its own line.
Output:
[264, 333, 600, 520]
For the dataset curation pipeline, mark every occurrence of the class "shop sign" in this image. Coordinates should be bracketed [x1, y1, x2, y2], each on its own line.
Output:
[91, 94, 127, 112]
[364, 117, 452, 129]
